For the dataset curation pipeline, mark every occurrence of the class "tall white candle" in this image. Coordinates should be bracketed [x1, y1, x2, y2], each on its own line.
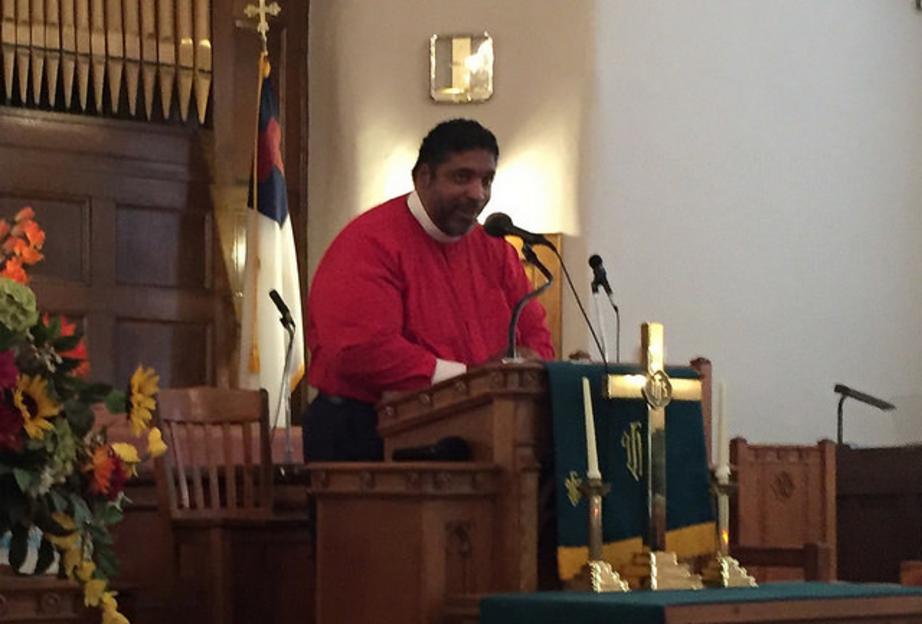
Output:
[582, 376, 602, 480]
[716, 380, 729, 475]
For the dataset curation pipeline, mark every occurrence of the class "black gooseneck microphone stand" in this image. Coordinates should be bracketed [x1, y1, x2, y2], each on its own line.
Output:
[506, 243, 555, 359]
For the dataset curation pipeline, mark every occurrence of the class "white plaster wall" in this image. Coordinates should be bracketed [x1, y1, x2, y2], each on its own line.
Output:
[586, 1, 922, 445]
[308, 0, 594, 273]
[308, 1, 922, 446]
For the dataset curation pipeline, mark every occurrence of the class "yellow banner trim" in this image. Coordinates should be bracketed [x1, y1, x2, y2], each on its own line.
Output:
[557, 521, 716, 580]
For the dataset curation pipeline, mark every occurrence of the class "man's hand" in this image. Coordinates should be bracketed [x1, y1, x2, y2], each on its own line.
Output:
[483, 345, 544, 365]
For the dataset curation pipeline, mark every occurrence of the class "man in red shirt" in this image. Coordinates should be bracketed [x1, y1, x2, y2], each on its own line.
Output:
[305, 119, 554, 460]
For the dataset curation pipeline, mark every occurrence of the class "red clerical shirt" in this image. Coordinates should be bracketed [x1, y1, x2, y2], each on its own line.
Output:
[307, 193, 555, 403]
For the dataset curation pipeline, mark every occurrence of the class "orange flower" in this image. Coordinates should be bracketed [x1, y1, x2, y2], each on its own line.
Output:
[0, 220, 9, 239]
[57, 316, 90, 377]
[87, 446, 128, 500]
[20, 219, 45, 248]
[1, 257, 27, 283]
[14, 206, 35, 221]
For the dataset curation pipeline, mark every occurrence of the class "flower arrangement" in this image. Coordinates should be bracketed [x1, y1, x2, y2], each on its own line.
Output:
[0, 207, 165, 624]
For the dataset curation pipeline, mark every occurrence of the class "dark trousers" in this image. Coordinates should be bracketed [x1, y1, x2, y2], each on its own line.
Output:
[302, 394, 384, 461]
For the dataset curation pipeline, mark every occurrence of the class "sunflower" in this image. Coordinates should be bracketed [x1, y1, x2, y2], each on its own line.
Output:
[147, 427, 167, 458]
[128, 365, 159, 436]
[14, 375, 60, 439]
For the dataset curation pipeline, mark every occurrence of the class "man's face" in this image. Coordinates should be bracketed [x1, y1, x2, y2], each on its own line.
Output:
[415, 149, 497, 237]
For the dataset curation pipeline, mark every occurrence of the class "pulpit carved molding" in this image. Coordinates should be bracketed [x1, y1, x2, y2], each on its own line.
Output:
[307, 463, 500, 497]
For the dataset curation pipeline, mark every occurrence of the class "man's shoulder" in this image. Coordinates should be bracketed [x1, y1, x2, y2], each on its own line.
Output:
[340, 194, 412, 237]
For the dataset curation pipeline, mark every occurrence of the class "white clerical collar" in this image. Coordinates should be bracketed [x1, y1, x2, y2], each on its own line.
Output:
[407, 191, 463, 244]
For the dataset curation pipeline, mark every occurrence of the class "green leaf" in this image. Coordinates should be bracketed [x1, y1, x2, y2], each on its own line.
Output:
[94, 543, 119, 580]
[31, 321, 48, 345]
[53, 334, 81, 352]
[88, 524, 113, 546]
[49, 489, 68, 513]
[8, 523, 29, 571]
[46, 315, 62, 340]
[34, 537, 56, 575]
[98, 504, 123, 526]
[69, 494, 92, 526]
[105, 389, 128, 415]
[64, 400, 94, 437]
[13, 467, 34, 493]
[80, 383, 112, 404]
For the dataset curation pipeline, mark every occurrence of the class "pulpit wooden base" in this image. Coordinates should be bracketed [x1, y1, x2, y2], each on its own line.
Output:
[309, 463, 501, 624]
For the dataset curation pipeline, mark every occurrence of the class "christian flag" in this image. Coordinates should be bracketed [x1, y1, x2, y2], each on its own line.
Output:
[238, 54, 305, 426]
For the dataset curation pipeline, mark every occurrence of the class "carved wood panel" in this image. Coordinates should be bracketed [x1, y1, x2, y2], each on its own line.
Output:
[731, 437, 837, 581]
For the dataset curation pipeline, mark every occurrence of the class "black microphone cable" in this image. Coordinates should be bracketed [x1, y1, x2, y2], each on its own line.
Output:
[547, 246, 608, 370]
[589, 255, 621, 363]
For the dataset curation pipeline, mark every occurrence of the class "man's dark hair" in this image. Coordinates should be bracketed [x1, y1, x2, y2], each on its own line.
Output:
[412, 119, 499, 177]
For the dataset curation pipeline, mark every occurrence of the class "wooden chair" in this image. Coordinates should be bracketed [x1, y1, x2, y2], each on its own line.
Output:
[730, 437, 837, 582]
[155, 387, 313, 624]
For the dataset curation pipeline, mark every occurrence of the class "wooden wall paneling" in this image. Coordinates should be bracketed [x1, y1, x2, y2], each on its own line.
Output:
[0, 193, 90, 284]
[115, 204, 212, 289]
[0, 109, 220, 390]
[837, 445, 922, 583]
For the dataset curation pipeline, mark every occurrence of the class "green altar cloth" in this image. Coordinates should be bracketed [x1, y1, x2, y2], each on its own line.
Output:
[480, 582, 922, 624]
[545, 362, 715, 579]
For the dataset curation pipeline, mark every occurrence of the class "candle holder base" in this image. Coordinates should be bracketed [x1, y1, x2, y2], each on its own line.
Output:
[566, 560, 630, 593]
[622, 551, 703, 591]
[701, 553, 758, 588]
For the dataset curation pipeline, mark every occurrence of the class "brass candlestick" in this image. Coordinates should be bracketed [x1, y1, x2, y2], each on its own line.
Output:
[566, 477, 630, 592]
[701, 466, 756, 588]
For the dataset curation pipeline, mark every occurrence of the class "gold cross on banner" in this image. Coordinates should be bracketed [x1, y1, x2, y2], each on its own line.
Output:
[604, 322, 702, 552]
[244, 0, 281, 46]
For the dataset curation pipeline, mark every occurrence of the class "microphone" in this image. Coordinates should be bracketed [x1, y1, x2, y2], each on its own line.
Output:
[483, 213, 554, 248]
[834, 383, 896, 445]
[268, 289, 295, 329]
[588, 254, 620, 363]
[588, 254, 613, 295]
[483, 211, 607, 362]
[392, 436, 472, 462]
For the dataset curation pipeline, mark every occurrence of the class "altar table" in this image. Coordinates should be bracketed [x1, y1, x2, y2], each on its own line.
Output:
[478, 582, 922, 624]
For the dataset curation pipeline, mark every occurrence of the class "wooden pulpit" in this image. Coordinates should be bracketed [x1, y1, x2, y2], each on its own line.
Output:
[309, 363, 550, 624]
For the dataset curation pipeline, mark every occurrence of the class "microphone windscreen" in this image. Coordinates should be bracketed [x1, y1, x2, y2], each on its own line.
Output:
[588, 254, 603, 269]
[483, 212, 513, 238]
